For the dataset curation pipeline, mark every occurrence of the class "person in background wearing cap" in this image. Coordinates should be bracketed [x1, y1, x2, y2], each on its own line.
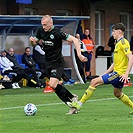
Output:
[0, 49, 19, 88]
[6, 47, 46, 88]
[0, 49, 43, 88]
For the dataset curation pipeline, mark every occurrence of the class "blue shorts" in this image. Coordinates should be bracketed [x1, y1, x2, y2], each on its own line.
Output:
[102, 71, 124, 89]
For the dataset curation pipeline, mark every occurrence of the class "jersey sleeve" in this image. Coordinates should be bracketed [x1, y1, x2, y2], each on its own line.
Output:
[35, 27, 42, 40]
[59, 30, 69, 40]
[121, 39, 131, 55]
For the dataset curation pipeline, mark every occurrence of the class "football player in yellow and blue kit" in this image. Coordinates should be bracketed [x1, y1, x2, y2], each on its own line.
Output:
[69, 22, 133, 114]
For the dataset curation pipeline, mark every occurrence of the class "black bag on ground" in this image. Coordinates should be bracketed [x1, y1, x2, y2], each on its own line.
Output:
[2, 80, 12, 89]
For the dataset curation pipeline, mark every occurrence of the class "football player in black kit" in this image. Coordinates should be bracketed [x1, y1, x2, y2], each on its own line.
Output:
[29, 15, 87, 114]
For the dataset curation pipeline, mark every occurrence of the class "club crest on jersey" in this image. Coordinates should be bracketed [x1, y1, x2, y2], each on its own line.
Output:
[50, 34, 54, 39]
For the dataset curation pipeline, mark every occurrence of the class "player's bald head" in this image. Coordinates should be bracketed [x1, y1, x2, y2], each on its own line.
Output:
[41, 15, 53, 32]
[42, 15, 53, 24]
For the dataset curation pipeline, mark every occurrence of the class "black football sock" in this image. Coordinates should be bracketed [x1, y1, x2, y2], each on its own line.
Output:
[54, 84, 72, 103]
[58, 84, 74, 99]
[65, 89, 74, 99]
[61, 85, 74, 99]
[61, 73, 69, 82]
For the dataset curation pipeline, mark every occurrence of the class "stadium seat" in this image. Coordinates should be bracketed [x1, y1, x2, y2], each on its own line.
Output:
[14, 54, 20, 64]
[19, 54, 23, 64]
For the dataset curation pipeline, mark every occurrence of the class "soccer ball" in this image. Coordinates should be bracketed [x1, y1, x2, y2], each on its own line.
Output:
[24, 103, 37, 116]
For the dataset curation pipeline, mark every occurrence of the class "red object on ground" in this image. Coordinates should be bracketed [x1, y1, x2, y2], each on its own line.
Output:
[43, 85, 55, 93]
[124, 82, 132, 87]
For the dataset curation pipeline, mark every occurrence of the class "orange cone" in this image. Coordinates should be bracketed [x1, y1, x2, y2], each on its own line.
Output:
[43, 84, 55, 93]
[43, 78, 63, 93]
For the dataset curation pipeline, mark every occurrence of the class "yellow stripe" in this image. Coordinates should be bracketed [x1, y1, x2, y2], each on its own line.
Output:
[118, 93, 124, 99]
[108, 73, 119, 82]
[30, 79, 37, 84]
[89, 85, 96, 90]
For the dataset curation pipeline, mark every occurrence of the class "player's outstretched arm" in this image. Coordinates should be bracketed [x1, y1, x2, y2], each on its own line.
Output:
[67, 35, 88, 62]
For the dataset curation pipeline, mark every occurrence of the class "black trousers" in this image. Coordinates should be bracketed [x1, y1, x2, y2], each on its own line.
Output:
[24, 68, 39, 81]
[4, 68, 35, 83]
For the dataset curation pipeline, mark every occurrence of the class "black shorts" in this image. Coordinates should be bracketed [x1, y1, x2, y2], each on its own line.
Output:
[45, 58, 65, 80]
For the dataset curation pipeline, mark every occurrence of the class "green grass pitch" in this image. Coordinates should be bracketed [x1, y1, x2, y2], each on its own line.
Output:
[0, 76, 133, 133]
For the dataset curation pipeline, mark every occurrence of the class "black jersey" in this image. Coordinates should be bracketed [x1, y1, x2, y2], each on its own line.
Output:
[36, 26, 69, 63]
[130, 36, 133, 51]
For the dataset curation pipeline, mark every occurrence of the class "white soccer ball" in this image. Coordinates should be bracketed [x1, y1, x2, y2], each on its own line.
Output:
[24, 103, 37, 116]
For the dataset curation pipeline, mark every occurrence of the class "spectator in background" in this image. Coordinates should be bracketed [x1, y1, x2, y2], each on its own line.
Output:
[107, 36, 117, 63]
[22, 47, 46, 80]
[81, 29, 94, 78]
[22, 47, 37, 69]
[130, 36, 133, 54]
[22, 47, 46, 87]
[32, 40, 46, 71]
[6, 48, 42, 86]
[75, 33, 86, 83]
[108, 36, 116, 53]
[0, 49, 42, 88]
[0, 49, 19, 88]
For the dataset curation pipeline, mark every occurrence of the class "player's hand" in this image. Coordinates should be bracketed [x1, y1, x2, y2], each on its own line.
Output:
[119, 74, 129, 83]
[29, 36, 37, 46]
[29, 36, 36, 42]
[78, 54, 88, 62]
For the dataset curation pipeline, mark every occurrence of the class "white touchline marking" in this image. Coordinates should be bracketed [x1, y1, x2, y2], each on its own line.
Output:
[0, 96, 133, 111]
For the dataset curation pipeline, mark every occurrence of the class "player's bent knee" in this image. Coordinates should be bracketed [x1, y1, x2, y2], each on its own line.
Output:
[48, 82, 57, 89]
[90, 78, 98, 86]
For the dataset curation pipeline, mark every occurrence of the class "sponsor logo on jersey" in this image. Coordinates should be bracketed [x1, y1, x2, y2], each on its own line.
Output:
[42, 40, 54, 46]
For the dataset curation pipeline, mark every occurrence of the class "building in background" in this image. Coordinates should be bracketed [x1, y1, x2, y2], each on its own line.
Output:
[0, 0, 133, 77]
